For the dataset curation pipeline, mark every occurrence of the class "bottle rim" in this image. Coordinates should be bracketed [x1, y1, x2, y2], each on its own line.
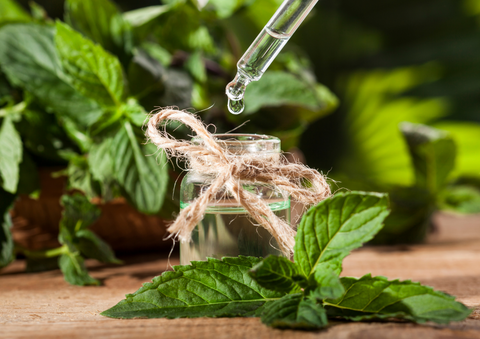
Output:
[192, 133, 281, 154]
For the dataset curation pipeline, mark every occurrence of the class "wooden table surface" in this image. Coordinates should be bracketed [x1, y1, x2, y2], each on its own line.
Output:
[1, 212, 480, 339]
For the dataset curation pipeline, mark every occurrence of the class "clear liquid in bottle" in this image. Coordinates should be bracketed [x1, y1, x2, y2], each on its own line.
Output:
[180, 201, 290, 265]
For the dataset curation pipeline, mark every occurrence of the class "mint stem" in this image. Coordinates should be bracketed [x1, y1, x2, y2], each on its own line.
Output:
[16, 244, 69, 259]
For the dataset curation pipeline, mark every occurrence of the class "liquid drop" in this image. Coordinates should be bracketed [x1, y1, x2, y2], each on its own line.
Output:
[228, 98, 245, 115]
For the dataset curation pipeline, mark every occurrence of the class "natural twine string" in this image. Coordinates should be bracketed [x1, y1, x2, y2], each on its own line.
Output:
[146, 108, 331, 255]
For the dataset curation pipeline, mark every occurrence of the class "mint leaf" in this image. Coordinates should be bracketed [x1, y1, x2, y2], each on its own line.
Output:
[55, 21, 127, 108]
[294, 191, 389, 278]
[204, 0, 248, 19]
[101, 257, 285, 319]
[29, 2, 50, 23]
[0, 190, 15, 268]
[123, 5, 170, 41]
[309, 269, 345, 300]
[0, 0, 31, 25]
[88, 137, 116, 199]
[0, 24, 102, 127]
[432, 122, 480, 179]
[439, 185, 480, 214]
[112, 121, 168, 214]
[57, 193, 119, 285]
[0, 115, 22, 193]
[261, 293, 328, 330]
[401, 122, 456, 194]
[324, 274, 471, 324]
[76, 229, 121, 264]
[59, 194, 101, 237]
[338, 67, 446, 187]
[185, 50, 206, 83]
[65, 0, 132, 64]
[66, 155, 102, 200]
[17, 151, 40, 196]
[59, 252, 100, 286]
[249, 256, 305, 293]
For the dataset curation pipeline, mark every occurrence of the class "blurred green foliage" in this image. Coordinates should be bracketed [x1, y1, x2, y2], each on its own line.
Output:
[293, 0, 480, 242]
[0, 0, 337, 282]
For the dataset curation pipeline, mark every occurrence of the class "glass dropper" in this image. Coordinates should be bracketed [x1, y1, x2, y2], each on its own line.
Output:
[225, 0, 319, 114]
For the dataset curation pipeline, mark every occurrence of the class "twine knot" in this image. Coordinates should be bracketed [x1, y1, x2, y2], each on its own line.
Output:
[146, 109, 331, 254]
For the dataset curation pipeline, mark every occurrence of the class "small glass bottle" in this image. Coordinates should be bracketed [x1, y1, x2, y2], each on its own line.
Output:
[179, 134, 291, 265]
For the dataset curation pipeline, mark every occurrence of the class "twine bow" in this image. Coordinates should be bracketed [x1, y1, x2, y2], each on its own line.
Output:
[146, 109, 331, 254]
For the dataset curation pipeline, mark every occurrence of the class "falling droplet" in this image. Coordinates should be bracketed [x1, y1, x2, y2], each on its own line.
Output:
[228, 98, 245, 115]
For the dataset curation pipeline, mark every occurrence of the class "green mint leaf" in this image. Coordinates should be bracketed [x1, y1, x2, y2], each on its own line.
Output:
[294, 191, 389, 279]
[18, 106, 78, 163]
[112, 121, 168, 214]
[121, 98, 148, 127]
[401, 122, 456, 194]
[244, 71, 338, 115]
[29, 2, 50, 23]
[16, 151, 40, 196]
[308, 268, 345, 300]
[65, 0, 132, 64]
[58, 252, 100, 286]
[66, 156, 102, 200]
[0, 115, 22, 193]
[204, 0, 248, 19]
[432, 122, 480, 179]
[324, 274, 471, 324]
[88, 137, 116, 200]
[185, 50, 206, 83]
[154, 68, 193, 109]
[55, 21, 127, 108]
[101, 256, 285, 319]
[0, 190, 15, 269]
[76, 229, 121, 264]
[261, 293, 328, 330]
[249, 255, 306, 293]
[127, 48, 166, 99]
[0, 24, 102, 128]
[141, 42, 172, 66]
[439, 185, 480, 214]
[123, 5, 170, 41]
[59, 193, 101, 236]
[0, 0, 31, 25]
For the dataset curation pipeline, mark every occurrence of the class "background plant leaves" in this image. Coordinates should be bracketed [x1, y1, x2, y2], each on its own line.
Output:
[243, 71, 337, 115]
[330, 66, 447, 187]
[76, 229, 121, 264]
[324, 274, 471, 324]
[55, 22, 127, 108]
[0, 115, 22, 193]
[0, 189, 15, 269]
[58, 252, 100, 286]
[59, 194, 101, 237]
[65, 0, 133, 65]
[401, 122, 456, 194]
[432, 121, 480, 179]
[112, 121, 168, 214]
[438, 185, 480, 214]
[0, 0, 31, 26]
[0, 24, 102, 128]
